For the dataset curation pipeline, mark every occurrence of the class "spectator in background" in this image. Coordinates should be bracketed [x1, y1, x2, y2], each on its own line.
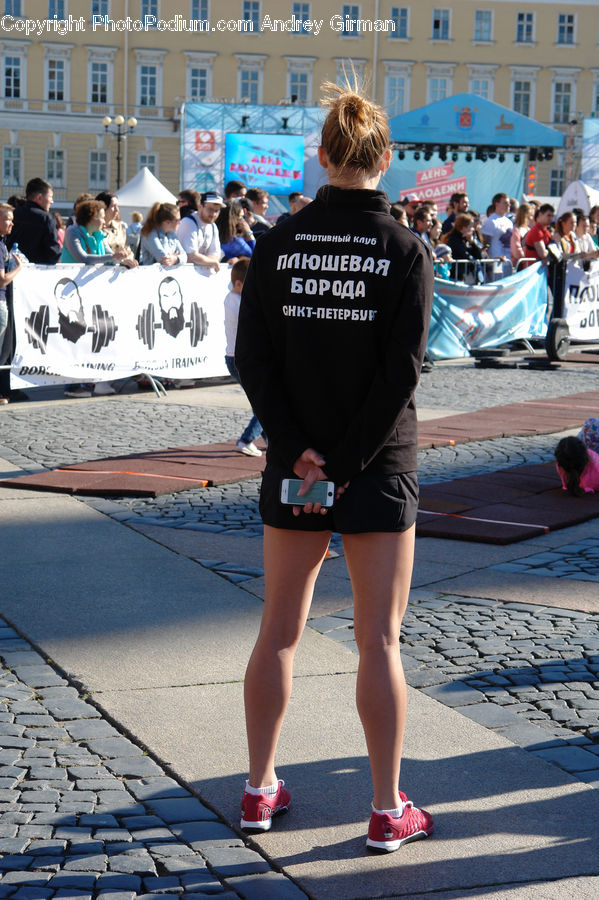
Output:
[246, 188, 272, 237]
[390, 203, 409, 226]
[588, 205, 599, 248]
[276, 191, 304, 225]
[224, 179, 247, 200]
[552, 211, 579, 255]
[66, 193, 94, 227]
[6, 195, 25, 209]
[524, 203, 555, 261]
[481, 192, 512, 278]
[216, 202, 256, 262]
[177, 191, 224, 271]
[510, 202, 534, 268]
[126, 211, 143, 256]
[442, 213, 484, 283]
[421, 200, 438, 219]
[575, 215, 599, 263]
[401, 193, 421, 224]
[0, 203, 23, 405]
[224, 256, 264, 458]
[96, 191, 138, 267]
[429, 217, 453, 279]
[508, 198, 519, 221]
[6, 177, 61, 264]
[53, 212, 65, 248]
[61, 200, 136, 267]
[441, 192, 469, 234]
[61, 200, 135, 399]
[411, 207, 433, 247]
[177, 189, 201, 220]
[140, 203, 187, 266]
[293, 196, 312, 213]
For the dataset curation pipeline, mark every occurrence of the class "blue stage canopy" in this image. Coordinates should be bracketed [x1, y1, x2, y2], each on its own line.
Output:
[389, 93, 564, 149]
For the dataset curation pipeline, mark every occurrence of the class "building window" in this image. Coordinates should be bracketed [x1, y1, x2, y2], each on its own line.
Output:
[242, 0, 260, 32]
[89, 150, 108, 188]
[289, 70, 308, 103]
[240, 68, 259, 103]
[90, 61, 108, 103]
[549, 168, 565, 196]
[191, 0, 208, 22]
[92, 0, 109, 15]
[292, 2, 311, 34]
[470, 78, 490, 99]
[139, 152, 156, 175]
[516, 12, 534, 43]
[385, 75, 405, 117]
[473, 10, 492, 42]
[557, 13, 575, 45]
[141, 0, 158, 17]
[189, 67, 209, 98]
[429, 77, 447, 101]
[2, 147, 22, 186]
[431, 8, 450, 40]
[4, 1, 23, 15]
[389, 7, 408, 39]
[139, 64, 157, 106]
[47, 58, 65, 101]
[341, 4, 360, 37]
[513, 80, 531, 117]
[46, 148, 65, 186]
[48, 1, 65, 17]
[553, 81, 572, 123]
[595, 81, 599, 115]
[4, 56, 21, 99]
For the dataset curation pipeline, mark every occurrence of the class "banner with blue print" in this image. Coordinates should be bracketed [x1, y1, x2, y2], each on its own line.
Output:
[427, 263, 548, 360]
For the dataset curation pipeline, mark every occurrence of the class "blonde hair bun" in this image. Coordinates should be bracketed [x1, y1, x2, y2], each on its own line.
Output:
[320, 80, 390, 174]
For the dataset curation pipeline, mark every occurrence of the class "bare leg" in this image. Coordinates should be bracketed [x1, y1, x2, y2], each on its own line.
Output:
[343, 526, 415, 811]
[244, 525, 331, 787]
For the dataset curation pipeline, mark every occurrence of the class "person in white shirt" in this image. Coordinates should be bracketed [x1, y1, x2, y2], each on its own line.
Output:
[176, 191, 224, 271]
[481, 192, 513, 279]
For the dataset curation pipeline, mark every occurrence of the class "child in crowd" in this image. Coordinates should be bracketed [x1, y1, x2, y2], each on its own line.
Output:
[555, 418, 599, 495]
[224, 257, 264, 457]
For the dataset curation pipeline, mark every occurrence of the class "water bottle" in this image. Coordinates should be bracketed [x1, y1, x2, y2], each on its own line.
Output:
[7, 243, 28, 271]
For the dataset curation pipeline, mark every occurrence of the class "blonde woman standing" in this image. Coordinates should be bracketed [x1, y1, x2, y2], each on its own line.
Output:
[235, 81, 434, 853]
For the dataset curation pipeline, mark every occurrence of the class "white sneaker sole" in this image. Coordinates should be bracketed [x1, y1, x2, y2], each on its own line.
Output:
[366, 828, 431, 852]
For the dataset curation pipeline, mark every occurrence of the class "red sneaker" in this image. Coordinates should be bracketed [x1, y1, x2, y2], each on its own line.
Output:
[240, 780, 291, 832]
[366, 791, 433, 852]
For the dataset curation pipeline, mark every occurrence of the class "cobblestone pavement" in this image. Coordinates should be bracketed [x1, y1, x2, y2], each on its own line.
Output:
[492, 538, 599, 582]
[309, 595, 599, 788]
[0, 622, 306, 899]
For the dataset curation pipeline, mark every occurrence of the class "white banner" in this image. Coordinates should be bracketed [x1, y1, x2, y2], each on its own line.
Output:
[11, 264, 231, 388]
[563, 263, 599, 342]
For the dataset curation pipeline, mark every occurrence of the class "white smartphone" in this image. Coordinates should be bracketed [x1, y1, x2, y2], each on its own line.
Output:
[280, 478, 335, 507]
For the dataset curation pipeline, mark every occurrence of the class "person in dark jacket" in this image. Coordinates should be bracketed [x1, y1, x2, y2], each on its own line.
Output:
[6, 177, 61, 265]
[235, 80, 434, 853]
[443, 213, 484, 282]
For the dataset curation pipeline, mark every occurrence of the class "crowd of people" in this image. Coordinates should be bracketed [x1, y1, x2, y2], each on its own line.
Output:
[391, 190, 599, 283]
[1, 173, 598, 405]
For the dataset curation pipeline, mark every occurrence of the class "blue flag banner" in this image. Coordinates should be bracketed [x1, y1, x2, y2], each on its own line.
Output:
[427, 263, 548, 360]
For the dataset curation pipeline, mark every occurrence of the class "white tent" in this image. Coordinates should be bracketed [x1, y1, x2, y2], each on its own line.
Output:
[556, 180, 599, 218]
[115, 167, 177, 221]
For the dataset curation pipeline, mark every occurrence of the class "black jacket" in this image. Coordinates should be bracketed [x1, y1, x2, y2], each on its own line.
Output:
[235, 185, 433, 485]
[6, 200, 61, 264]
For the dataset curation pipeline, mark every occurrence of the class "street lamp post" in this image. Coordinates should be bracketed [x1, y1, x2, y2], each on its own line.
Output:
[101, 114, 138, 189]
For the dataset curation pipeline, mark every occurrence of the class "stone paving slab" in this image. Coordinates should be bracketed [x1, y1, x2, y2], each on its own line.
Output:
[93, 674, 599, 900]
[0, 495, 356, 693]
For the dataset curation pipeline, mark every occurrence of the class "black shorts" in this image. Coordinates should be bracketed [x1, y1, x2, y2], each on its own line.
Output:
[259, 464, 419, 534]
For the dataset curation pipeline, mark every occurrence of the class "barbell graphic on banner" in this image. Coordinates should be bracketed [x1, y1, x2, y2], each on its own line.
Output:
[136, 302, 209, 349]
[25, 303, 118, 355]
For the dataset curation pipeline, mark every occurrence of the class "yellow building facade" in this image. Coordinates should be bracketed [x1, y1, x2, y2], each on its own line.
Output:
[1, 0, 597, 206]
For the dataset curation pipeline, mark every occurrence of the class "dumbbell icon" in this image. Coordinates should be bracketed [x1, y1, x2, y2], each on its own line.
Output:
[25, 304, 118, 355]
[136, 302, 209, 350]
